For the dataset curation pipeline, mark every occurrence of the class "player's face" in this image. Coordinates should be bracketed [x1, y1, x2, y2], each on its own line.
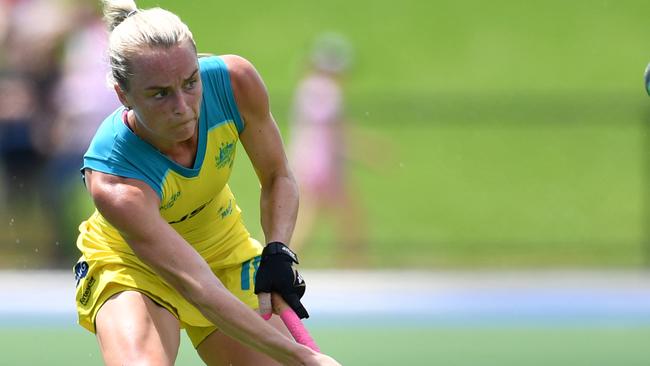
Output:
[122, 41, 202, 144]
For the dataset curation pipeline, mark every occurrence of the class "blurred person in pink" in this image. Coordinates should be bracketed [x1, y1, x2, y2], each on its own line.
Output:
[288, 33, 368, 267]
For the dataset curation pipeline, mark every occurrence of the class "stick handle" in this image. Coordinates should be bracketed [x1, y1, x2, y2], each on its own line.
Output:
[259, 293, 320, 352]
[278, 306, 320, 352]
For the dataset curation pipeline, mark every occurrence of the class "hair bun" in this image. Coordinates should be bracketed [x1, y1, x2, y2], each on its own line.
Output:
[102, 0, 138, 31]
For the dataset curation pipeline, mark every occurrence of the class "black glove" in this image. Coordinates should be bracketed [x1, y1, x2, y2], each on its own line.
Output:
[254, 241, 309, 319]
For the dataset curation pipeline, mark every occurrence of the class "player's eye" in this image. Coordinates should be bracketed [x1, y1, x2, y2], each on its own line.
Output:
[152, 89, 169, 99]
[184, 78, 198, 90]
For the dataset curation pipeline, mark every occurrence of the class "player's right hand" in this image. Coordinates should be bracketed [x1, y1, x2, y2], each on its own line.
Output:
[309, 353, 342, 366]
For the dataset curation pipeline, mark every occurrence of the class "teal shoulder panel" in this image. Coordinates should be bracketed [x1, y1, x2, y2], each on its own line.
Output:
[199, 56, 244, 133]
[82, 108, 170, 198]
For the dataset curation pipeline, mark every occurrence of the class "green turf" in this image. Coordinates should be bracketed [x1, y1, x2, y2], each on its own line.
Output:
[5, 0, 650, 269]
[133, 0, 650, 268]
[2, 326, 649, 365]
[228, 113, 647, 268]
[138, 0, 650, 96]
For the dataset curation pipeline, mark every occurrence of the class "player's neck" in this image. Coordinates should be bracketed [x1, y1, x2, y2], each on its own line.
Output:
[168, 135, 199, 167]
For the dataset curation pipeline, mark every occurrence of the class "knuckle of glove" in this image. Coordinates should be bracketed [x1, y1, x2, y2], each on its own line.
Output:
[254, 258, 295, 294]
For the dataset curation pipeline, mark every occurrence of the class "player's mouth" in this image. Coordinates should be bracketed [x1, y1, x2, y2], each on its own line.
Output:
[174, 118, 196, 128]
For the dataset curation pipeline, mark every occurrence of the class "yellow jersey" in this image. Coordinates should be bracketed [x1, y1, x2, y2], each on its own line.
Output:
[75, 56, 261, 332]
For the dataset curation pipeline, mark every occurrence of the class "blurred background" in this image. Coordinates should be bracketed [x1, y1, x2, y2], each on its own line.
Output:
[1, 0, 650, 365]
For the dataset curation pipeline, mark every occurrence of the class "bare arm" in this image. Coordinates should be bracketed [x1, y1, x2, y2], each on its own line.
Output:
[84, 170, 314, 365]
[223, 55, 299, 246]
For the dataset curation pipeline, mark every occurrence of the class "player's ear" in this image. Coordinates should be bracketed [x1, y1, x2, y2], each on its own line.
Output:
[114, 83, 130, 109]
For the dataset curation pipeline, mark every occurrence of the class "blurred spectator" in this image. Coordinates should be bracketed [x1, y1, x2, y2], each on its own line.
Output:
[288, 32, 369, 267]
[0, 0, 115, 267]
[0, 0, 69, 217]
[43, 0, 120, 264]
[0, 71, 40, 213]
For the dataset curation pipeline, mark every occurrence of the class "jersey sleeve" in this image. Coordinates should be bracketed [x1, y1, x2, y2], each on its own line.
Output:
[199, 56, 244, 133]
[82, 109, 167, 198]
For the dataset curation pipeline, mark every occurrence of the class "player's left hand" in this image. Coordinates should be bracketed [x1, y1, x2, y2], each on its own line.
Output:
[255, 242, 309, 319]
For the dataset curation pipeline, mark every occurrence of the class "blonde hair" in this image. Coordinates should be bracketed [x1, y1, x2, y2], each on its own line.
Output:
[102, 0, 196, 90]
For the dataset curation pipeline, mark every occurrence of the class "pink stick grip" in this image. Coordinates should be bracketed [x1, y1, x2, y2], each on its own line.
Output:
[279, 308, 320, 352]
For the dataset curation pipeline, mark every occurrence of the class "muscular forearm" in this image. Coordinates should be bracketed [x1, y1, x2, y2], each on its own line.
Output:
[91, 172, 313, 363]
[260, 174, 299, 245]
[192, 286, 314, 365]
[134, 238, 314, 365]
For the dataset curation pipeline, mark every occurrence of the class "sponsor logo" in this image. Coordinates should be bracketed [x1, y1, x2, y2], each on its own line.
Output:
[79, 276, 96, 306]
[282, 246, 298, 262]
[168, 198, 213, 224]
[74, 261, 88, 287]
[160, 191, 181, 210]
[215, 141, 235, 169]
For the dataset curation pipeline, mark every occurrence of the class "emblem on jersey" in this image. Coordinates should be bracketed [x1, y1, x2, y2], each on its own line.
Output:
[74, 261, 89, 287]
[215, 141, 235, 169]
[160, 191, 181, 210]
[218, 199, 233, 219]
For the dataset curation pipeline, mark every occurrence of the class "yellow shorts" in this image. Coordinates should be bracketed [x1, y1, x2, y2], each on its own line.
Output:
[74, 252, 262, 348]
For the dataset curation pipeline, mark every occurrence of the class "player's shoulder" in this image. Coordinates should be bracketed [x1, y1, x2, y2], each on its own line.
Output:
[199, 54, 252, 72]
[217, 55, 260, 85]
[199, 55, 260, 93]
[85, 107, 144, 165]
[84, 107, 169, 196]
[199, 54, 267, 123]
[219, 54, 253, 67]
[85, 169, 159, 220]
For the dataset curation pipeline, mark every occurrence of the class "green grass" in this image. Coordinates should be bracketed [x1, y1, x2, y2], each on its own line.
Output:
[139, 0, 650, 96]
[228, 94, 648, 268]
[143, 0, 649, 268]
[2, 326, 649, 365]
[6, 0, 650, 269]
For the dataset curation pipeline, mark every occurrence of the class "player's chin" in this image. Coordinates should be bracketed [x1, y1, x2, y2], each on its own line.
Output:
[173, 119, 198, 139]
